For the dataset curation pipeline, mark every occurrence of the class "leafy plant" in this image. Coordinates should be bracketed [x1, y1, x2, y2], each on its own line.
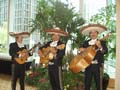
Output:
[30, 0, 85, 48]
[89, 4, 116, 61]
[63, 71, 85, 90]
[25, 66, 51, 89]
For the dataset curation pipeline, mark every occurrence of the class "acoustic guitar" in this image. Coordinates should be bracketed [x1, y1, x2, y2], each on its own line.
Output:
[15, 42, 40, 64]
[69, 33, 111, 73]
[40, 44, 65, 67]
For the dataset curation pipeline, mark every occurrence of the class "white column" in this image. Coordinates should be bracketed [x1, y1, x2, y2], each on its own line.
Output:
[79, 0, 84, 17]
[8, 0, 15, 43]
[115, 0, 120, 90]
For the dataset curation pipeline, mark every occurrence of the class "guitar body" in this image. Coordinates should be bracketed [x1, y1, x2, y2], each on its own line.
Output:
[15, 49, 29, 64]
[15, 56, 28, 64]
[40, 47, 56, 66]
[70, 33, 111, 73]
[40, 55, 51, 66]
[15, 42, 40, 64]
[69, 46, 96, 73]
[40, 44, 65, 67]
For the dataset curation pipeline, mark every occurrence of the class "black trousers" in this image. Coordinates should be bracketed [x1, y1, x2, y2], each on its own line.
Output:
[11, 63, 25, 90]
[85, 64, 101, 90]
[48, 64, 63, 90]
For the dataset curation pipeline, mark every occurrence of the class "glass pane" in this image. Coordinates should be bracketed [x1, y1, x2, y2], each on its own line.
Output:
[0, 0, 8, 54]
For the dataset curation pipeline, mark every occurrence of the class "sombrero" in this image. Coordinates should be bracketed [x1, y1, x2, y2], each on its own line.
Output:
[80, 24, 107, 35]
[45, 27, 69, 36]
[9, 32, 30, 38]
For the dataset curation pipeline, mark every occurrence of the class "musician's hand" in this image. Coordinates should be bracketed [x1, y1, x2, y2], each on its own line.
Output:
[48, 53, 54, 60]
[51, 49, 57, 54]
[95, 41, 102, 49]
[48, 47, 57, 54]
[31, 48, 35, 53]
[38, 50, 43, 57]
[79, 48, 86, 52]
[20, 53, 26, 58]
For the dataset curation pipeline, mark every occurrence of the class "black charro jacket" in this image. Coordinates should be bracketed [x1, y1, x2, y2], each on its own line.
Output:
[81, 39, 108, 65]
[9, 42, 27, 64]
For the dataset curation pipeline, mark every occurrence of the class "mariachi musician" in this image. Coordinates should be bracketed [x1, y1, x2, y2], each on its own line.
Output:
[38, 28, 69, 90]
[79, 24, 108, 90]
[9, 32, 34, 90]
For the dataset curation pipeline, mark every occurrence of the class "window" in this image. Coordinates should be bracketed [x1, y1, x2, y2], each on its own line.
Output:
[0, 0, 8, 54]
[0, 0, 37, 57]
[84, 0, 107, 20]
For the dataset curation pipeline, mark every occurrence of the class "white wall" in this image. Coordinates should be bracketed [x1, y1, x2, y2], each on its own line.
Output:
[115, 0, 120, 89]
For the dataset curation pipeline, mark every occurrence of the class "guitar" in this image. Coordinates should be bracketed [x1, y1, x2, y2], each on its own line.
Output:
[15, 42, 41, 64]
[40, 44, 65, 67]
[69, 33, 111, 73]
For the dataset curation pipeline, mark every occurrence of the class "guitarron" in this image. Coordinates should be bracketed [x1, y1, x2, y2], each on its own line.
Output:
[69, 33, 111, 73]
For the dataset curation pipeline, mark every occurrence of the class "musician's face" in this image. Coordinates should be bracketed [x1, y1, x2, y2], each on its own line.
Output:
[52, 33, 60, 41]
[89, 30, 99, 39]
[16, 35, 23, 43]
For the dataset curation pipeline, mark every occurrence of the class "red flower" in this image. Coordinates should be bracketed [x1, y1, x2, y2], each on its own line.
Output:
[29, 73, 34, 78]
[39, 78, 47, 83]
[28, 71, 39, 79]
[33, 71, 39, 76]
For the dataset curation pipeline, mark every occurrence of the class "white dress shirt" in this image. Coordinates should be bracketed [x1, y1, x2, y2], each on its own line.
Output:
[50, 41, 58, 47]
[88, 39, 97, 45]
[17, 42, 24, 48]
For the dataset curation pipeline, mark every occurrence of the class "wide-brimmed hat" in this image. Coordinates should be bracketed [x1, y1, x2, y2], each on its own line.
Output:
[80, 24, 107, 35]
[45, 27, 69, 36]
[9, 32, 30, 38]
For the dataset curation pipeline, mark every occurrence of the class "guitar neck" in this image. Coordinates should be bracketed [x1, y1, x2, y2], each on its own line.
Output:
[28, 42, 40, 52]
[99, 33, 111, 41]
[28, 46, 35, 52]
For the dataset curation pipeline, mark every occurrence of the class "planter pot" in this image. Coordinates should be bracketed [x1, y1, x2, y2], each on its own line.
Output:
[102, 73, 110, 90]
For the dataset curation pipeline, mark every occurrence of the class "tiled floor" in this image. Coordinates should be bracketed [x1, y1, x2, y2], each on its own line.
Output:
[108, 88, 114, 90]
[0, 74, 36, 90]
[0, 74, 115, 90]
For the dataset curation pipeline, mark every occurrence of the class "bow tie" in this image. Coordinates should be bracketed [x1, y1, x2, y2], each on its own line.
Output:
[50, 41, 58, 47]
[88, 39, 97, 45]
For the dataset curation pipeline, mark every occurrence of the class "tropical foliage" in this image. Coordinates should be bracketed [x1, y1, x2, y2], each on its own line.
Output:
[25, 66, 51, 90]
[0, 22, 8, 53]
[89, 4, 116, 62]
[30, 0, 85, 48]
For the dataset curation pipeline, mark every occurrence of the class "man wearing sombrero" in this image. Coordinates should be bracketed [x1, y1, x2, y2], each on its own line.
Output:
[9, 32, 33, 90]
[79, 24, 108, 90]
[38, 27, 69, 90]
